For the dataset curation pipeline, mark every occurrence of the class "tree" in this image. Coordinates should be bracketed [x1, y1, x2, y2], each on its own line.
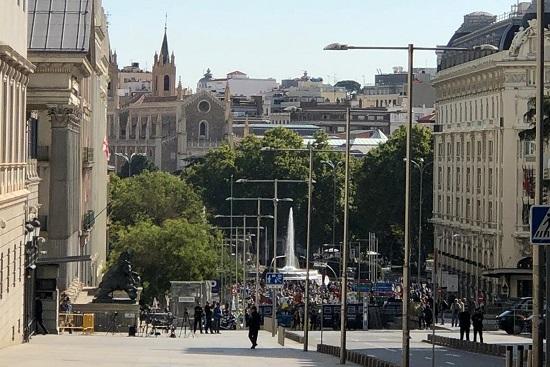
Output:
[352, 125, 434, 267]
[109, 218, 222, 302]
[109, 171, 204, 227]
[119, 154, 157, 178]
[335, 80, 362, 95]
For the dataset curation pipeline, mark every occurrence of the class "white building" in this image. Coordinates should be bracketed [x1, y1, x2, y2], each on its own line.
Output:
[432, 3, 542, 300]
[0, 0, 39, 348]
[197, 69, 278, 98]
[118, 61, 152, 96]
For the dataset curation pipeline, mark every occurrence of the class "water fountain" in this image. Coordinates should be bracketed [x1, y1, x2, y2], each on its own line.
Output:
[278, 207, 323, 282]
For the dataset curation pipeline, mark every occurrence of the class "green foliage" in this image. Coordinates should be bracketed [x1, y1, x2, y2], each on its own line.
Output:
[352, 125, 434, 267]
[108, 171, 222, 302]
[334, 80, 362, 94]
[119, 154, 157, 178]
[109, 219, 221, 301]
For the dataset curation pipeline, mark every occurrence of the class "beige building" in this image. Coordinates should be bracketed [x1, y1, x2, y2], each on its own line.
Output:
[432, 8, 544, 300]
[26, 0, 110, 313]
[0, 0, 39, 348]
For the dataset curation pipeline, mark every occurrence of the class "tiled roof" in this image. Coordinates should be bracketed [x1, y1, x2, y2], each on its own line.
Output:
[28, 0, 92, 52]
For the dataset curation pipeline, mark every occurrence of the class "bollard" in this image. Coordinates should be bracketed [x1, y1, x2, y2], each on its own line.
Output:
[506, 346, 514, 367]
[516, 345, 524, 367]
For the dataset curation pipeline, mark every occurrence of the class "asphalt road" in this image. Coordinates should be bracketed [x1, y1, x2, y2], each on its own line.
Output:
[294, 329, 513, 367]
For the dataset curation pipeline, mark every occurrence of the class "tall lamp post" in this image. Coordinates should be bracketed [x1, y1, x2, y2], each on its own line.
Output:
[114, 152, 146, 177]
[405, 158, 433, 285]
[236, 178, 305, 337]
[321, 160, 343, 253]
[225, 197, 276, 308]
[325, 42, 474, 366]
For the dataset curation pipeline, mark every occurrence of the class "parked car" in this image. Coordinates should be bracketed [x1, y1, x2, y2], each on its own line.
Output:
[496, 310, 526, 335]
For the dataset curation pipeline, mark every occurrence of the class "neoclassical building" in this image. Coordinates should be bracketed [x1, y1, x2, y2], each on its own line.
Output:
[0, 0, 39, 348]
[26, 0, 110, 318]
[432, 4, 549, 300]
[108, 29, 231, 172]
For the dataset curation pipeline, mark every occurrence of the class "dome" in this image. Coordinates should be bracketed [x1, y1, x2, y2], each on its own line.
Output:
[522, 0, 550, 27]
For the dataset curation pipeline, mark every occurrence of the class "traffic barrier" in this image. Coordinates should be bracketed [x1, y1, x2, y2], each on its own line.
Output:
[316, 344, 399, 367]
[277, 326, 285, 346]
[516, 345, 524, 367]
[506, 346, 513, 367]
[426, 334, 506, 357]
[284, 331, 304, 344]
[59, 313, 95, 334]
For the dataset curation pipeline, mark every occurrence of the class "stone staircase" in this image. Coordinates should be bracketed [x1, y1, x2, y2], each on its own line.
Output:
[64, 278, 84, 301]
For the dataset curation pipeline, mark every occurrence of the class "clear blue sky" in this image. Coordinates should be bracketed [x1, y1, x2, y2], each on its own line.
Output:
[105, 0, 515, 89]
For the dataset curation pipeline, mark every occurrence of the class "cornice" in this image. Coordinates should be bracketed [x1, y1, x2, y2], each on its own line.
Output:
[0, 45, 35, 75]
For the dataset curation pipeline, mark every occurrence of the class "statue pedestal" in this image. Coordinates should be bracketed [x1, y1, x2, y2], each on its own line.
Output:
[72, 287, 141, 333]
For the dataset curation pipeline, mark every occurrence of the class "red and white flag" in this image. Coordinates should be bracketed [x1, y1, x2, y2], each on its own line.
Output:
[102, 135, 111, 161]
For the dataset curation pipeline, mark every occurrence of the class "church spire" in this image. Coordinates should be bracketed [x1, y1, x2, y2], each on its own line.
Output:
[160, 15, 169, 64]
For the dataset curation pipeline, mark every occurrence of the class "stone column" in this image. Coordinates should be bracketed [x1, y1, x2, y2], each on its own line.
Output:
[47, 105, 82, 289]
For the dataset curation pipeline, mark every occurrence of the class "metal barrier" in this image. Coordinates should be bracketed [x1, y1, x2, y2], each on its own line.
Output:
[59, 313, 94, 334]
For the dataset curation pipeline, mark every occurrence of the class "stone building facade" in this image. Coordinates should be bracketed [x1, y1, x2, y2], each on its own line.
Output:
[432, 5, 547, 300]
[109, 31, 229, 173]
[0, 0, 39, 349]
[26, 0, 110, 298]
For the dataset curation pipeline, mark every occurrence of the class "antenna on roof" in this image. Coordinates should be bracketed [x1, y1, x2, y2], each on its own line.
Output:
[165, 12, 168, 32]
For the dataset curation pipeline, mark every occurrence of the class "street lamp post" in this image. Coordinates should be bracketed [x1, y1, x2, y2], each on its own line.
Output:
[115, 152, 146, 177]
[225, 197, 276, 308]
[406, 158, 433, 285]
[236, 179, 302, 336]
[324, 42, 472, 366]
[321, 160, 343, 254]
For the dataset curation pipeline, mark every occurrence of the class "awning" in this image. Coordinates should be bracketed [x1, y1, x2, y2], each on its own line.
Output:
[36, 255, 91, 265]
[482, 268, 532, 278]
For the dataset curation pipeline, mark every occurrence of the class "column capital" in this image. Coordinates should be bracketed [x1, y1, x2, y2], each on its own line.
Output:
[47, 104, 82, 131]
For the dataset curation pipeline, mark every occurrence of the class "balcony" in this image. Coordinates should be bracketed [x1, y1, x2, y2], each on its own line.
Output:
[82, 147, 94, 168]
[82, 210, 95, 231]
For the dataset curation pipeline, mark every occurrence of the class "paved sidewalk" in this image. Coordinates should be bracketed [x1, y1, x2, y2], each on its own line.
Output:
[0, 331, 339, 367]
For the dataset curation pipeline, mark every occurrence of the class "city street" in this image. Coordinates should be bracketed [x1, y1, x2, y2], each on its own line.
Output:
[290, 329, 528, 367]
[0, 331, 337, 367]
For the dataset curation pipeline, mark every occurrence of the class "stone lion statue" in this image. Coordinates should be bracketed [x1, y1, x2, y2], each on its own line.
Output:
[93, 251, 141, 303]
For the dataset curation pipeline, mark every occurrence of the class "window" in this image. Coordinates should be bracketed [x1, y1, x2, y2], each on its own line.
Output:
[12, 244, 15, 288]
[446, 196, 451, 215]
[438, 167, 442, 189]
[476, 200, 481, 221]
[447, 167, 451, 190]
[466, 199, 471, 220]
[466, 141, 471, 160]
[456, 197, 461, 217]
[488, 201, 493, 223]
[199, 121, 208, 138]
[18, 243, 22, 283]
[438, 143, 444, 158]
[437, 195, 442, 213]
[456, 168, 461, 189]
[477, 141, 482, 161]
[6, 249, 9, 293]
[488, 168, 493, 194]
[488, 140, 494, 160]
[466, 168, 471, 192]
[198, 100, 211, 113]
[376, 115, 384, 121]
[163, 75, 170, 91]
[477, 168, 482, 192]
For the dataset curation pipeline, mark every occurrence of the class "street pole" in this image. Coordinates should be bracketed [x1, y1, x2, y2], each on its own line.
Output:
[230, 175, 234, 293]
[401, 43, 414, 367]
[432, 236, 439, 367]
[265, 225, 268, 268]
[256, 200, 261, 308]
[235, 226, 239, 310]
[272, 179, 278, 337]
[534, 1, 545, 366]
[243, 217, 247, 313]
[339, 108, 351, 364]
[304, 146, 313, 351]
[418, 163, 423, 285]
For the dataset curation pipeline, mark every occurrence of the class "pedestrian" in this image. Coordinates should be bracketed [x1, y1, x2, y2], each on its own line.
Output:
[424, 304, 433, 329]
[213, 302, 222, 334]
[459, 306, 471, 341]
[439, 298, 448, 325]
[246, 305, 261, 349]
[472, 307, 484, 343]
[292, 308, 301, 330]
[204, 302, 213, 334]
[193, 301, 203, 334]
[34, 296, 48, 335]
[417, 303, 425, 329]
[450, 299, 459, 327]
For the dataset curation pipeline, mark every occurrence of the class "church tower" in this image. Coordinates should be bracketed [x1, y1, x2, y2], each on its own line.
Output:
[152, 25, 176, 97]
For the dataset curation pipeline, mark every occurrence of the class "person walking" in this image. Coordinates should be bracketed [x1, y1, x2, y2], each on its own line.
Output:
[438, 298, 448, 325]
[472, 307, 484, 343]
[204, 302, 214, 334]
[213, 302, 222, 334]
[450, 299, 459, 327]
[246, 305, 261, 349]
[34, 297, 48, 335]
[193, 301, 203, 334]
[459, 306, 471, 341]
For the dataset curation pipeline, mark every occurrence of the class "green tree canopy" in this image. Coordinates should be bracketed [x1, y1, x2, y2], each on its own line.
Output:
[352, 125, 434, 268]
[334, 80, 362, 94]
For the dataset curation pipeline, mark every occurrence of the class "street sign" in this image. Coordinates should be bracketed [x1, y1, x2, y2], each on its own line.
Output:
[313, 261, 327, 268]
[210, 280, 220, 294]
[530, 205, 550, 244]
[266, 272, 284, 287]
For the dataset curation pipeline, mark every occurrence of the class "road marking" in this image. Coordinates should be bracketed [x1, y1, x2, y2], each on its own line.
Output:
[424, 356, 432, 360]
[384, 348, 398, 353]
[445, 353, 460, 357]
[445, 363, 455, 366]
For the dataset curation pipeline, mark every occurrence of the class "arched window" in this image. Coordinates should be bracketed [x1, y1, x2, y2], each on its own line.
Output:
[199, 121, 208, 138]
[164, 75, 170, 91]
